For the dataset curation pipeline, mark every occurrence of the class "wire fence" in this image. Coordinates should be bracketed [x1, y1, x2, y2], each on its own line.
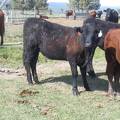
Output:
[2, 9, 88, 24]
[3, 9, 49, 24]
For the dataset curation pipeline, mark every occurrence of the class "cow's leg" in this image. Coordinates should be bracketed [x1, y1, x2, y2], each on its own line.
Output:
[87, 47, 96, 78]
[106, 62, 114, 95]
[68, 58, 78, 95]
[24, 61, 33, 84]
[107, 74, 114, 96]
[114, 71, 120, 96]
[80, 65, 90, 91]
[23, 49, 34, 84]
[30, 50, 40, 84]
[87, 60, 96, 78]
[106, 63, 114, 95]
[0, 34, 3, 45]
[105, 50, 115, 96]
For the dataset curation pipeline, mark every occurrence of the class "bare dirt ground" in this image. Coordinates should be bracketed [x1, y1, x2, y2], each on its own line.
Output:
[47, 18, 84, 27]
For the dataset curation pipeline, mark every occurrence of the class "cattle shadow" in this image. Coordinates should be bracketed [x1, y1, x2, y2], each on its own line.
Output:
[39, 72, 108, 92]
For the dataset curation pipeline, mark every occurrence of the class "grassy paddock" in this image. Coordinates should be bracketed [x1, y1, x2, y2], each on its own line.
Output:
[0, 45, 120, 120]
[0, 60, 120, 120]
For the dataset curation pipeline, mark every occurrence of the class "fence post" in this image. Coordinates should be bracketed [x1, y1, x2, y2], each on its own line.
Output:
[10, 9, 13, 23]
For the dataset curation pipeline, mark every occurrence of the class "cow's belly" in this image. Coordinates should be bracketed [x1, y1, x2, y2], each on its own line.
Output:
[40, 44, 66, 60]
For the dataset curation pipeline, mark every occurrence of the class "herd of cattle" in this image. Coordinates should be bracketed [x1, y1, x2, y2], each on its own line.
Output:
[66, 8, 119, 23]
[0, 8, 120, 96]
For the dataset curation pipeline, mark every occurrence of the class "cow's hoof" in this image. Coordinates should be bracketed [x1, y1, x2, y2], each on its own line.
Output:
[107, 91, 114, 97]
[34, 80, 40, 84]
[72, 88, 79, 96]
[85, 87, 91, 91]
[28, 82, 33, 85]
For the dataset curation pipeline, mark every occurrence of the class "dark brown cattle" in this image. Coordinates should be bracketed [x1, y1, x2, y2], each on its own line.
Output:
[96, 10, 103, 18]
[80, 17, 120, 79]
[104, 29, 120, 96]
[0, 10, 5, 45]
[66, 10, 73, 18]
[23, 18, 90, 96]
[88, 10, 96, 18]
[104, 8, 118, 23]
[40, 15, 49, 19]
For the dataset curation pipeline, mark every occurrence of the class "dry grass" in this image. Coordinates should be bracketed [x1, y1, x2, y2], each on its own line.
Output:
[47, 18, 84, 27]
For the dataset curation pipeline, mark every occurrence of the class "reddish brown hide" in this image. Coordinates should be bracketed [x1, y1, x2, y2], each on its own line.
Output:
[104, 29, 120, 63]
[66, 10, 73, 18]
[104, 29, 120, 96]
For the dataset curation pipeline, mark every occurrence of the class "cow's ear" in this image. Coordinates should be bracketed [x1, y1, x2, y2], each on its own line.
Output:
[75, 27, 83, 33]
[98, 30, 103, 37]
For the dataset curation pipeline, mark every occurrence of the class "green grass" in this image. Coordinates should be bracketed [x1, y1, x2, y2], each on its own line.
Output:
[0, 69, 120, 120]
[0, 47, 22, 68]
[94, 48, 105, 60]
[0, 46, 52, 68]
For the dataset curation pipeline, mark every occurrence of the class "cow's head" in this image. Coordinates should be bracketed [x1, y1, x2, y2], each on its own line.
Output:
[104, 8, 113, 21]
[80, 18, 102, 66]
[81, 18, 101, 48]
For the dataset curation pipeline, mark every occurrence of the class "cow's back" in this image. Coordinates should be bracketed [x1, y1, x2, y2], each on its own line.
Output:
[23, 18, 82, 60]
[104, 29, 120, 63]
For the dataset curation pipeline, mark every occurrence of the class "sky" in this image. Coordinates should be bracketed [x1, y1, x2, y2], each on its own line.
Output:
[100, 0, 120, 7]
[47, 0, 120, 7]
[47, 0, 69, 3]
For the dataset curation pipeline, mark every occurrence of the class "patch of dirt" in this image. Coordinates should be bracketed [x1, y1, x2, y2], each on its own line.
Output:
[19, 89, 39, 97]
[47, 18, 84, 27]
[40, 104, 55, 116]
[95, 103, 104, 108]
[17, 100, 30, 104]
[0, 67, 26, 80]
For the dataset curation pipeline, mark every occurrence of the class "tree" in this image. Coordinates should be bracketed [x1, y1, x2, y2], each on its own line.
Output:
[69, 0, 100, 11]
[69, 0, 79, 10]
[12, 0, 48, 10]
[87, 2, 101, 10]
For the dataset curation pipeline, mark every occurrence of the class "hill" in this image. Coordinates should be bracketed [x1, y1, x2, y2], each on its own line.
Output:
[48, 2, 69, 13]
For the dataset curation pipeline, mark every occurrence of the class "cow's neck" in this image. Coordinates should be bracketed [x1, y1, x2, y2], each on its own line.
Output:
[96, 19, 120, 49]
[96, 19, 120, 35]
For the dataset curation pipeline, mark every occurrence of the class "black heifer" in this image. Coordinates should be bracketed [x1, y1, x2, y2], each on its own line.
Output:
[104, 8, 119, 23]
[23, 18, 90, 95]
[80, 17, 120, 78]
[0, 10, 5, 45]
[96, 10, 103, 18]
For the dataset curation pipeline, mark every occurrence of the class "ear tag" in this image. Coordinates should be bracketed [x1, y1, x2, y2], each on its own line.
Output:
[98, 30, 103, 37]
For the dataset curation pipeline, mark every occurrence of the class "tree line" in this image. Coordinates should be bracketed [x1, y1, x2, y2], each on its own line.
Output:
[12, 0, 48, 10]
[11, 0, 100, 10]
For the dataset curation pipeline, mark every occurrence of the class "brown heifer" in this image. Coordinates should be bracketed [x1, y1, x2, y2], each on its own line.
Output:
[104, 29, 120, 96]
[66, 10, 73, 19]
[0, 9, 4, 45]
